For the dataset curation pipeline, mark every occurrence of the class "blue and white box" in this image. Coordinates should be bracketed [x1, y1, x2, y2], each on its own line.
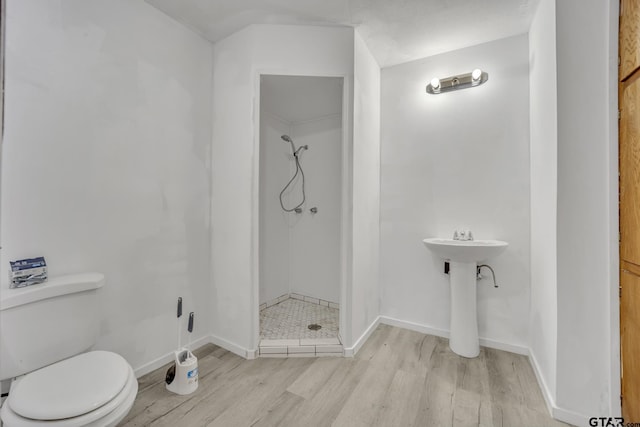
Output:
[9, 257, 48, 288]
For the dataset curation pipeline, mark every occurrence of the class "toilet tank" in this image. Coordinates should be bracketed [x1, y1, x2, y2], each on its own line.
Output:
[0, 273, 105, 380]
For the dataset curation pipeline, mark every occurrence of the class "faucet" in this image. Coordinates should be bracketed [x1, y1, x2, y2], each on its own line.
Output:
[453, 229, 474, 241]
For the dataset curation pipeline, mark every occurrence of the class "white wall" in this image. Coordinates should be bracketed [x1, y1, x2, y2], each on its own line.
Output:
[259, 112, 291, 304]
[350, 32, 381, 347]
[211, 24, 354, 351]
[2, 0, 212, 372]
[380, 34, 530, 351]
[555, 0, 617, 421]
[527, 2, 620, 422]
[528, 0, 558, 407]
[290, 115, 342, 303]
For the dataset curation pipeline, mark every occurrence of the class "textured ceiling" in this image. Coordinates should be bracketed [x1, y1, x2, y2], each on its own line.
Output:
[146, 0, 537, 68]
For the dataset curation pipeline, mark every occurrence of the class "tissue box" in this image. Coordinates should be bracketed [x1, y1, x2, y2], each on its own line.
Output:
[9, 257, 47, 288]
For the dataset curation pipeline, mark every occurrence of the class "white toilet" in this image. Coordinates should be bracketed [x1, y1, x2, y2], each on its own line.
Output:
[0, 273, 138, 426]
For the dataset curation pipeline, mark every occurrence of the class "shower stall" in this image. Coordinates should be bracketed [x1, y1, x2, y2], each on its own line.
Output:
[258, 75, 344, 356]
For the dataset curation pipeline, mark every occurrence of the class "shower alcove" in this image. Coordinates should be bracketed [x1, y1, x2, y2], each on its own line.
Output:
[257, 75, 345, 356]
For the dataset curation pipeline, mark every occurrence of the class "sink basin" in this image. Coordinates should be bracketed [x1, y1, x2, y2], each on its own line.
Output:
[422, 238, 508, 263]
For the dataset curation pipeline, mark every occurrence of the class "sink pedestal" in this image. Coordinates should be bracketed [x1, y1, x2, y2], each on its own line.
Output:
[422, 237, 508, 359]
[449, 261, 479, 358]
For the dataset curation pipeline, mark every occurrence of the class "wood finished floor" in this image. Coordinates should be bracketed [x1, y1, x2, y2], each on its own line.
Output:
[119, 324, 571, 427]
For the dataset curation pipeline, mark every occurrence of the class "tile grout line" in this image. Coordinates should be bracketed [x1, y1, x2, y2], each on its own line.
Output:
[260, 293, 340, 311]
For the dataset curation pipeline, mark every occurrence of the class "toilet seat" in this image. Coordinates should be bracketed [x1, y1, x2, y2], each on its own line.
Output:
[10, 351, 130, 420]
[0, 351, 138, 427]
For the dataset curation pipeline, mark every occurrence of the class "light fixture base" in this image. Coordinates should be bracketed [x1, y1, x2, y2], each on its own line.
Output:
[426, 70, 488, 94]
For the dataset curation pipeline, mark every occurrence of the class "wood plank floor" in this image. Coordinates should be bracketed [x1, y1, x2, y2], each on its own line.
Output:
[119, 325, 571, 427]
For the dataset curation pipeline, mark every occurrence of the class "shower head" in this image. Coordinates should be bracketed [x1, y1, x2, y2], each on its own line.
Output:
[294, 145, 308, 156]
[281, 135, 295, 154]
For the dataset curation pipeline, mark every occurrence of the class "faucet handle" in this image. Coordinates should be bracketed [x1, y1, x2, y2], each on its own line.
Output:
[468, 230, 474, 241]
[453, 230, 459, 240]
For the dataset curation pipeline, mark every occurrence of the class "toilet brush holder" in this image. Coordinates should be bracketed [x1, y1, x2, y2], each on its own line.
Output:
[165, 349, 198, 395]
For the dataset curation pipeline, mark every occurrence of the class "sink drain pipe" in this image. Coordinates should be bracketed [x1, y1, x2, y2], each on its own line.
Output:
[477, 265, 498, 288]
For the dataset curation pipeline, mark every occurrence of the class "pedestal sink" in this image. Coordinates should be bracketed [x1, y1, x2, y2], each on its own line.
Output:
[423, 237, 508, 358]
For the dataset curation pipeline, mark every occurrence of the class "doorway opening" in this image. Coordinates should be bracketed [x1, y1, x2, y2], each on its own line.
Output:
[257, 75, 345, 356]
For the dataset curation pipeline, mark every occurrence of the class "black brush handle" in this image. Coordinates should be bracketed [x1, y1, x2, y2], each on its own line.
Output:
[188, 312, 194, 333]
[177, 297, 182, 318]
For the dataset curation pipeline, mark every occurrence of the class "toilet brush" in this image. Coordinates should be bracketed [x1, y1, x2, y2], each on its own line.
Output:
[165, 304, 198, 395]
[176, 297, 182, 350]
[187, 312, 194, 349]
[165, 297, 182, 388]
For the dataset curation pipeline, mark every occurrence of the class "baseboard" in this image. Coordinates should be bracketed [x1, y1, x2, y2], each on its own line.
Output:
[343, 315, 381, 357]
[379, 315, 449, 340]
[527, 348, 590, 426]
[209, 333, 251, 359]
[378, 316, 528, 356]
[552, 406, 589, 427]
[527, 349, 556, 416]
[133, 334, 211, 378]
[478, 336, 528, 356]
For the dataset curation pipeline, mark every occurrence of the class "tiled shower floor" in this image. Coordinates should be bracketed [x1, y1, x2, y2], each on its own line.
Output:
[259, 297, 342, 356]
[260, 298, 339, 340]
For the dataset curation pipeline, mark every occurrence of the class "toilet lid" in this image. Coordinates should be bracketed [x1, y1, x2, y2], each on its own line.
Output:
[9, 351, 130, 421]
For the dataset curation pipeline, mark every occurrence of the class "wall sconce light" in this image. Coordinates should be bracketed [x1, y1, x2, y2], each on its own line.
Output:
[426, 68, 488, 94]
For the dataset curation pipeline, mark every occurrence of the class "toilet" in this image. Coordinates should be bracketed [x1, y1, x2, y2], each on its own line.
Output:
[0, 273, 138, 426]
